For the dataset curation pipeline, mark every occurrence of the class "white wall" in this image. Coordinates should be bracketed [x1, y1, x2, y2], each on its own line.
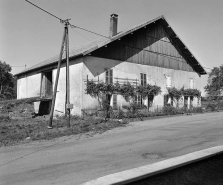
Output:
[82, 56, 202, 111]
[17, 56, 202, 116]
[17, 73, 41, 99]
[53, 58, 83, 116]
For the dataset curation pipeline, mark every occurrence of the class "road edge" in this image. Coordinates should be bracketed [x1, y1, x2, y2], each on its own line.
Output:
[81, 145, 223, 185]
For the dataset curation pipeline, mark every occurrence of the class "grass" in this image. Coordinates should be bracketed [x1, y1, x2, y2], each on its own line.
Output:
[1, 99, 221, 148]
[0, 116, 127, 147]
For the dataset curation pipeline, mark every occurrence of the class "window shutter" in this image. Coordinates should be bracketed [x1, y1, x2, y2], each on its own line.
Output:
[105, 69, 113, 84]
[140, 73, 143, 86]
[106, 70, 109, 84]
[144, 74, 146, 86]
[113, 94, 117, 109]
[110, 70, 113, 84]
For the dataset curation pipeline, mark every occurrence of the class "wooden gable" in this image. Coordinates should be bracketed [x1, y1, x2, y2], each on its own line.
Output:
[91, 22, 194, 72]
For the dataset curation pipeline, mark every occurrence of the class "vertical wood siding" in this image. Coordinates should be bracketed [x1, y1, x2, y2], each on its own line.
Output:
[92, 22, 194, 72]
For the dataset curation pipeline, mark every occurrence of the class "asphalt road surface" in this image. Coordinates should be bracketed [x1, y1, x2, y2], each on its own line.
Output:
[0, 112, 223, 185]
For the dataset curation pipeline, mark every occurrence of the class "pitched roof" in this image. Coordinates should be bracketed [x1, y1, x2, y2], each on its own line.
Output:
[15, 15, 206, 76]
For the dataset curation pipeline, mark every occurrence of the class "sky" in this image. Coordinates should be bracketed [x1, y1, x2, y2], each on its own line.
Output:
[0, 0, 223, 94]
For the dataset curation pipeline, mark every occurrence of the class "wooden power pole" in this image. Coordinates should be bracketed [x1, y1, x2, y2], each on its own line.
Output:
[48, 20, 72, 128]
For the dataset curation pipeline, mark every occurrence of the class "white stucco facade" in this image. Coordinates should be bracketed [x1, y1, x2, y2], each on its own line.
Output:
[81, 56, 202, 112]
[17, 56, 202, 116]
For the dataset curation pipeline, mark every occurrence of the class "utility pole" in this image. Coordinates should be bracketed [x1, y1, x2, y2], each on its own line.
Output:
[65, 21, 71, 127]
[24, 1, 73, 128]
[48, 20, 72, 128]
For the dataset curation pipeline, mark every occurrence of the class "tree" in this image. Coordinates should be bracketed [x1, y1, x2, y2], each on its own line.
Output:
[204, 65, 223, 104]
[0, 61, 17, 100]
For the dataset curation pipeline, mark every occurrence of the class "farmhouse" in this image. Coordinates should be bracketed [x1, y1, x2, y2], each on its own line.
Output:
[15, 14, 206, 116]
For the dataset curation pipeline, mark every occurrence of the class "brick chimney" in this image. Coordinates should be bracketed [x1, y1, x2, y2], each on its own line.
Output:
[109, 14, 118, 38]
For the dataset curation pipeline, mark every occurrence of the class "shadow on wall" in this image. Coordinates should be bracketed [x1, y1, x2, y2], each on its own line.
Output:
[83, 56, 122, 77]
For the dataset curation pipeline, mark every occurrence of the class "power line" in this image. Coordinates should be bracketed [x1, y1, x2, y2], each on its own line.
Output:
[25, 1, 184, 62]
[25, 0, 64, 23]
[72, 28, 92, 42]
[25, 0, 210, 72]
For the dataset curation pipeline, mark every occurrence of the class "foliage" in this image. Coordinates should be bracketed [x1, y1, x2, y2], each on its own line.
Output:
[110, 109, 125, 119]
[205, 103, 217, 111]
[192, 107, 204, 113]
[182, 88, 201, 98]
[204, 65, 223, 100]
[85, 80, 161, 119]
[205, 101, 223, 111]
[0, 61, 17, 100]
[167, 87, 182, 100]
[162, 106, 183, 115]
[85, 81, 161, 101]
[167, 87, 201, 99]
[146, 84, 162, 96]
[119, 82, 135, 100]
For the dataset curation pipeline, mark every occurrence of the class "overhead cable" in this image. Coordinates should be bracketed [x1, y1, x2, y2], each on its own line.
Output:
[25, 0, 209, 71]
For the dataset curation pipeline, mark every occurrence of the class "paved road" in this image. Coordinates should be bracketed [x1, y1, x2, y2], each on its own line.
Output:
[0, 112, 223, 185]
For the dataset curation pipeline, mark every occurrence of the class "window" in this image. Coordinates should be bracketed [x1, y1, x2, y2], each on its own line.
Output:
[164, 95, 173, 106]
[113, 94, 117, 109]
[189, 79, 194, 89]
[164, 95, 169, 106]
[140, 73, 147, 86]
[148, 95, 154, 108]
[134, 95, 141, 106]
[190, 96, 193, 108]
[197, 97, 200, 105]
[184, 96, 188, 108]
[105, 69, 113, 84]
[166, 76, 171, 88]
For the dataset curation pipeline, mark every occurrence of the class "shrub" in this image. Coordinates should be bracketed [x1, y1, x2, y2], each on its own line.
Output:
[110, 109, 125, 119]
[192, 107, 204, 113]
[162, 106, 182, 115]
[206, 103, 217, 111]
[0, 115, 11, 122]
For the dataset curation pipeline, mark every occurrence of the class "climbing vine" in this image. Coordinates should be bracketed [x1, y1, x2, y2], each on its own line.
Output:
[167, 87, 182, 100]
[167, 87, 201, 98]
[167, 87, 201, 107]
[85, 80, 161, 102]
[182, 88, 201, 98]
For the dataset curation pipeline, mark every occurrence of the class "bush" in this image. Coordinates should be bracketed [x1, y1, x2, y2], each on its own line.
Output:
[162, 106, 182, 115]
[192, 107, 204, 113]
[110, 109, 125, 119]
[0, 115, 11, 122]
[206, 103, 217, 111]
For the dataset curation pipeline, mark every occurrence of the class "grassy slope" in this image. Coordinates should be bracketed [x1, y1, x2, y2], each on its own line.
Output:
[0, 117, 127, 147]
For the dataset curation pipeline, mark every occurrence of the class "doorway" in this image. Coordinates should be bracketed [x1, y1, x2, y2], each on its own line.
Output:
[41, 71, 53, 97]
